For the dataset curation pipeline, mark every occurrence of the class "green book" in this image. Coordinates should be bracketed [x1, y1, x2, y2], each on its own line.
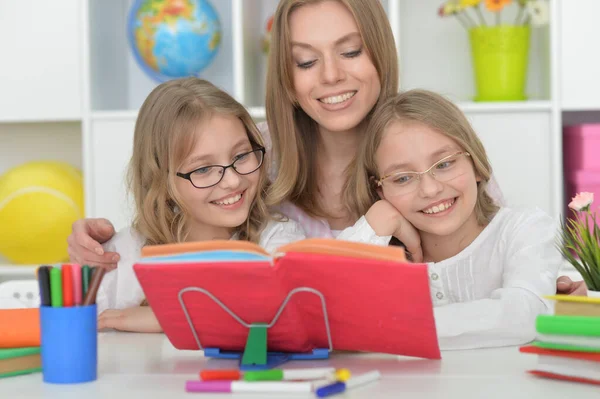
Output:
[0, 347, 42, 378]
[536, 314, 600, 337]
[533, 341, 600, 353]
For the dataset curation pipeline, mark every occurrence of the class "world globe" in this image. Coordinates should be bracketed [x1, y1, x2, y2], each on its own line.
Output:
[128, 0, 222, 82]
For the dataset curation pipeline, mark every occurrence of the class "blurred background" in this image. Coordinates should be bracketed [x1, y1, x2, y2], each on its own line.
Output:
[0, 0, 596, 291]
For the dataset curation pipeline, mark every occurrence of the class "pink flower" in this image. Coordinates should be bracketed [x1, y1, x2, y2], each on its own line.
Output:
[569, 192, 594, 212]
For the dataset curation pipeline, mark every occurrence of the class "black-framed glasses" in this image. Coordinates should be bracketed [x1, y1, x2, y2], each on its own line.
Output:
[176, 147, 265, 189]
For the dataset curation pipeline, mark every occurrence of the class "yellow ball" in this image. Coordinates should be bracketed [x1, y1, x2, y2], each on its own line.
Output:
[0, 161, 84, 264]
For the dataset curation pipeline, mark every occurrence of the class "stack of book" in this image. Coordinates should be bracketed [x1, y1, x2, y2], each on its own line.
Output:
[520, 295, 600, 386]
[0, 347, 41, 378]
[0, 308, 41, 379]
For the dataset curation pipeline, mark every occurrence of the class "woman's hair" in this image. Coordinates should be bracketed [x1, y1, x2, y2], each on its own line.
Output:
[128, 77, 271, 246]
[346, 89, 499, 225]
[265, 0, 398, 218]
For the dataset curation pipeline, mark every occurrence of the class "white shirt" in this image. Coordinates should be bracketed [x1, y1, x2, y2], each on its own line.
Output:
[338, 207, 563, 350]
[96, 219, 306, 314]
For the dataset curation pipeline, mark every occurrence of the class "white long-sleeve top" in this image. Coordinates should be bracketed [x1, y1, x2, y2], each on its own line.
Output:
[337, 207, 563, 350]
[96, 219, 306, 314]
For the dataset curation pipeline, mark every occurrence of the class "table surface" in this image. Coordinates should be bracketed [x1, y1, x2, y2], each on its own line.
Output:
[3, 332, 599, 398]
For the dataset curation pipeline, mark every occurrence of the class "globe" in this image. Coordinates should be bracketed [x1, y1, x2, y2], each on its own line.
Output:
[128, 0, 222, 82]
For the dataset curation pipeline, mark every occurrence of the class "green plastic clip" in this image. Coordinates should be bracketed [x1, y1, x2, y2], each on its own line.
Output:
[241, 323, 268, 366]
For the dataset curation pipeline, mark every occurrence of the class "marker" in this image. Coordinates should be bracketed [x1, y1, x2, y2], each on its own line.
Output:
[82, 265, 91, 297]
[49, 267, 63, 307]
[37, 266, 52, 306]
[316, 370, 381, 398]
[244, 367, 336, 381]
[61, 264, 74, 307]
[71, 264, 82, 305]
[200, 369, 242, 381]
[185, 380, 313, 393]
[82, 267, 106, 306]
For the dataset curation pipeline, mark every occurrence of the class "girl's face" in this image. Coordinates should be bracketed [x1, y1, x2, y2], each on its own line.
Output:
[289, 0, 381, 134]
[375, 120, 480, 237]
[174, 114, 262, 238]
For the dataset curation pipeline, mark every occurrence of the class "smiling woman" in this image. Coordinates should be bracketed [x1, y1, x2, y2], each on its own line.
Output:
[265, 0, 397, 230]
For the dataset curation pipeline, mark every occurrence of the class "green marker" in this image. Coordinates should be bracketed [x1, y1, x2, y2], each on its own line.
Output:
[82, 265, 91, 297]
[49, 267, 63, 307]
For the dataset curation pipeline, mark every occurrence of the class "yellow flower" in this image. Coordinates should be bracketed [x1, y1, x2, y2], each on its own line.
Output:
[460, 0, 481, 6]
[485, 0, 511, 12]
[438, 1, 461, 16]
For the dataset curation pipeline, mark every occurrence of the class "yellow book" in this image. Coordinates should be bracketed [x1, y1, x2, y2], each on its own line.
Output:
[545, 295, 600, 317]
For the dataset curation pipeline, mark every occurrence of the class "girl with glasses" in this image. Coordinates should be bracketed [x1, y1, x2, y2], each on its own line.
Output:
[95, 77, 306, 333]
[344, 89, 563, 349]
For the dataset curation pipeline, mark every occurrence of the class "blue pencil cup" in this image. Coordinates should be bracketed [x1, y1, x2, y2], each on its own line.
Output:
[40, 305, 97, 384]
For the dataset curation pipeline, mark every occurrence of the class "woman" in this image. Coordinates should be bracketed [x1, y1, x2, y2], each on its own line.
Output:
[67, 0, 585, 295]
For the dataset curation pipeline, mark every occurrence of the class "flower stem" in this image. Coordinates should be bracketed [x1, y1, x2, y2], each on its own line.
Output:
[496, 11, 501, 26]
[454, 13, 470, 30]
[462, 9, 478, 27]
[515, 6, 524, 25]
[476, 5, 487, 26]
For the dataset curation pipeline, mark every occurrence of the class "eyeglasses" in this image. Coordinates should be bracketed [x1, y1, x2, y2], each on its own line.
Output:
[176, 147, 265, 189]
[375, 151, 471, 196]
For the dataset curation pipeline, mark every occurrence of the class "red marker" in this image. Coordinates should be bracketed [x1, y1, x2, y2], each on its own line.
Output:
[62, 264, 74, 307]
[200, 370, 242, 381]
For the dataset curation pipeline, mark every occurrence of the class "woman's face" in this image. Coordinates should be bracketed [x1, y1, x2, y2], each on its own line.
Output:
[289, 0, 381, 134]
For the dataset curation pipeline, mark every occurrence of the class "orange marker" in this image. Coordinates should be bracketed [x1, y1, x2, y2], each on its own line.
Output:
[61, 264, 74, 307]
[200, 370, 242, 381]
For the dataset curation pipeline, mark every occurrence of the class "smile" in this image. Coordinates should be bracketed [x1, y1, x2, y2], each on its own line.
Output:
[422, 198, 456, 215]
[211, 191, 243, 206]
[318, 91, 356, 105]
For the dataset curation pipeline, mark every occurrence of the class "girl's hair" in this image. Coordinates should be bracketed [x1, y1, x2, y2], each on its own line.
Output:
[265, 0, 398, 218]
[128, 77, 270, 246]
[346, 89, 500, 225]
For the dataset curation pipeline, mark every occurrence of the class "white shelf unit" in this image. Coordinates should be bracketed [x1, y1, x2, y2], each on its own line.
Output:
[0, 0, 598, 279]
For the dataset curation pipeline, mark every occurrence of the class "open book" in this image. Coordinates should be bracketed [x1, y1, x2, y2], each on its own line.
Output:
[133, 238, 441, 359]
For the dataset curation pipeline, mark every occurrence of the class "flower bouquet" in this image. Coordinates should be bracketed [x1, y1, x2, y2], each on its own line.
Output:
[438, 0, 550, 101]
[558, 192, 600, 294]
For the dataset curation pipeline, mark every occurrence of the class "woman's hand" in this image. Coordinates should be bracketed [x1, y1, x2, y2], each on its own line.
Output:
[67, 218, 120, 270]
[98, 306, 163, 333]
[365, 200, 423, 263]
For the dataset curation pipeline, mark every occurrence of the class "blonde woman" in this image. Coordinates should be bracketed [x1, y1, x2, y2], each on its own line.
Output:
[95, 77, 305, 332]
[344, 89, 563, 349]
[68, 0, 584, 295]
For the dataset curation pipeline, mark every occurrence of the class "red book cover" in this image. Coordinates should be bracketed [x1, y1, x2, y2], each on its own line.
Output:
[134, 242, 441, 360]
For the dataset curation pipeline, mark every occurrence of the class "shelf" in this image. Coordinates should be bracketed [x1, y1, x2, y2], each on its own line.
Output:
[0, 265, 38, 277]
[242, 102, 553, 122]
[457, 101, 553, 113]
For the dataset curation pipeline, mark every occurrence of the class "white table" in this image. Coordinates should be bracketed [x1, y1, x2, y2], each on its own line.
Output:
[2, 332, 598, 398]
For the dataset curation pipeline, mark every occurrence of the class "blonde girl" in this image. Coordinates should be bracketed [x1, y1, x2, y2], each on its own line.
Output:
[96, 77, 305, 332]
[344, 89, 562, 349]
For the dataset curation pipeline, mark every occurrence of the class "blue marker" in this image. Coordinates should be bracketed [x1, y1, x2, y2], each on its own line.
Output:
[316, 370, 381, 398]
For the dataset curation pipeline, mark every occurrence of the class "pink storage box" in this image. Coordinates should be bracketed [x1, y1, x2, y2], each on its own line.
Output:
[563, 124, 600, 171]
[564, 170, 600, 228]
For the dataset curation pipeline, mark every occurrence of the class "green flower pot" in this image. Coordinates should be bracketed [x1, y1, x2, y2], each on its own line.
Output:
[469, 25, 530, 101]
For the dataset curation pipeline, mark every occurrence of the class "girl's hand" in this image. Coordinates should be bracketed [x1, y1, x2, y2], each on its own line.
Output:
[365, 200, 423, 263]
[98, 306, 163, 333]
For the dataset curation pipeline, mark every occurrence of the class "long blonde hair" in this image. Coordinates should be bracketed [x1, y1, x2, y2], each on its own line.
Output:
[265, 0, 398, 218]
[347, 89, 499, 225]
[128, 77, 271, 246]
